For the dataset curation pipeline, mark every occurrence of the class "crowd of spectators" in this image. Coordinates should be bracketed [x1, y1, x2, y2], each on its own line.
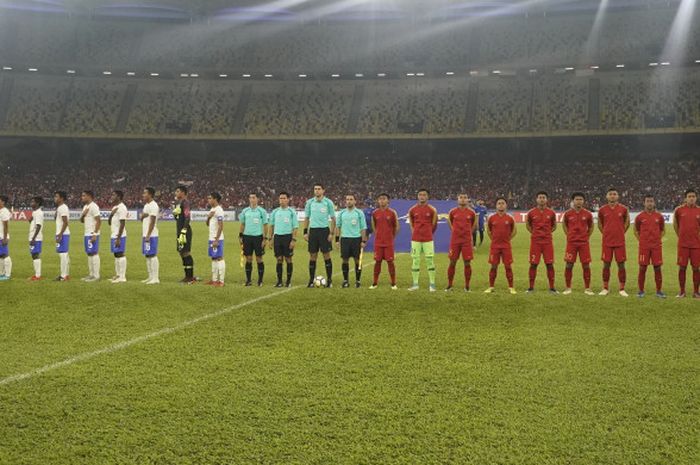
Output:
[1, 150, 696, 213]
[4, 71, 700, 136]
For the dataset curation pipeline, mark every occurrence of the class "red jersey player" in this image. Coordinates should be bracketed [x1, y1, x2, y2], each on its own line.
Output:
[408, 189, 438, 292]
[525, 191, 557, 293]
[446, 193, 477, 291]
[634, 194, 666, 298]
[484, 197, 517, 294]
[673, 189, 700, 298]
[369, 193, 400, 290]
[597, 188, 630, 297]
[562, 192, 595, 295]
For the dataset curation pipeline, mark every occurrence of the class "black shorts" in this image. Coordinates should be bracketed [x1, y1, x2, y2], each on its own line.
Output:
[176, 227, 192, 253]
[341, 237, 362, 260]
[308, 227, 331, 254]
[242, 235, 265, 257]
[274, 234, 294, 258]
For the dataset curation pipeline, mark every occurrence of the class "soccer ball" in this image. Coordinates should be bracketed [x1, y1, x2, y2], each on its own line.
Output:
[314, 275, 327, 288]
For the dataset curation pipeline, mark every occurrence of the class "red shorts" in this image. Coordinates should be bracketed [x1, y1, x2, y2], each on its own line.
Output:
[448, 242, 474, 261]
[374, 245, 395, 262]
[489, 247, 513, 266]
[638, 247, 663, 266]
[677, 246, 700, 267]
[529, 241, 554, 265]
[564, 242, 591, 264]
[602, 245, 626, 263]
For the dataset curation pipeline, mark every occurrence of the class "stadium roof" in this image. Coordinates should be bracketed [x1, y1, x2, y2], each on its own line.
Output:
[5, 0, 683, 20]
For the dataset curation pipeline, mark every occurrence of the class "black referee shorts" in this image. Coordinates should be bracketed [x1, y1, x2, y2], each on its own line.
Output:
[308, 227, 331, 254]
[274, 234, 294, 258]
[242, 235, 265, 257]
[340, 237, 362, 260]
[176, 227, 192, 253]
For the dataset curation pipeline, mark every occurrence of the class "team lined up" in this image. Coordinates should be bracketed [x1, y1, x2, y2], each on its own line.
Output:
[0, 185, 698, 298]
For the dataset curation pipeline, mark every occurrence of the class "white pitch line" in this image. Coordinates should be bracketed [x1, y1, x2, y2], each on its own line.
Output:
[0, 263, 371, 387]
[0, 288, 295, 386]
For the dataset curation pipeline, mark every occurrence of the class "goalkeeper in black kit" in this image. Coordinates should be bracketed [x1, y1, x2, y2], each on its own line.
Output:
[174, 185, 196, 283]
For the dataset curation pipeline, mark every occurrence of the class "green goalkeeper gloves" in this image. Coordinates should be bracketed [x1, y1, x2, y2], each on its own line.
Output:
[177, 229, 188, 247]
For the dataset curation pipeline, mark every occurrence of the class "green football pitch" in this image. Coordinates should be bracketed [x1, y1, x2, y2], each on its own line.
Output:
[0, 221, 697, 465]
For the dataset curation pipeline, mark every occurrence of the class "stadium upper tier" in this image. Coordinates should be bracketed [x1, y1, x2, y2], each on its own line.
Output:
[1, 69, 699, 138]
[0, 6, 699, 72]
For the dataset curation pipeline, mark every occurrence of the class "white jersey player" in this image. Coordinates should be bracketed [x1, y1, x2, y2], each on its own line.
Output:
[29, 196, 44, 280]
[0, 195, 11, 281]
[54, 191, 71, 281]
[141, 188, 160, 284]
[206, 192, 226, 286]
[109, 190, 128, 283]
[80, 191, 101, 282]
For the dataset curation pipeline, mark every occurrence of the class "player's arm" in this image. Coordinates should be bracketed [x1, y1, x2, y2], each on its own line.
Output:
[597, 211, 604, 234]
[510, 218, 517, 239]
[525, 211, 532, 234]
[408, 206, 414, 232]
[447, 210, 453, 231]
[108, 208, 115, 226]
[371, 214, 376, 235]
[115, 218, 126, 247]
[551, 213, 557, 233]
[486, 218, 493, 239]
[1, 219, 7, 244]
[91, 213, 101, 242]
[673, 207, 680, 236]
[145, 215, 155, 240]
[392, 209, 400, 236]
[31, 222, 41, 245]
[327, 207, 336, 245]
[239, 220, 245, 243]
[214, 217, 223, 246]
[562, 215, 568, 236]
[660, 217, 666, 238]
[470, 208, 478, 233]
[290, 213, 299, 250]
[262, 213, 269, 245]
[623, 209, 630, 232]
[360, 212, 368, 245]
[79, 206, 87, 223]
[58, 214, 68, 241]
[431, 206, 438, 232]
[587, 215, 594, 238]
[633, 217, 641, 241]
[303, 200, 311, 241]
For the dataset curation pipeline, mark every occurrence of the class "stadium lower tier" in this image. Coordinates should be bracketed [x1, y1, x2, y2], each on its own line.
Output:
[1, 69, 700, 138]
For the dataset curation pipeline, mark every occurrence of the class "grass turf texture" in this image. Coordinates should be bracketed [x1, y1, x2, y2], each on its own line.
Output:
[0, 221, 698, 465]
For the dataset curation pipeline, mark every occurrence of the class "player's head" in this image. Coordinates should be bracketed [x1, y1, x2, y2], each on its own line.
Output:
[457, 193, 469, 207]
[248, 192, 258, 207]
[684, 189, 697, 206]
[417, 189, 429, 204]
[606, 188, 619, 204]
[643, 194, 655, 211]
[278, 191, 290, 208]
[110, 190, 124, 204]
[377, 193, 389, 208]
[31, 196, 43, 210]
[313, 183, 324, 198]
[571, 192, 585, 209]
[54, 191, 67, 205]
[143, 187, 155, 202]
[175, 185, 188, 200]
[0, 195, 7, 208]
[535, 191, 548, 207]
[345, 194, 356, 208]
[80, 190, 94, 204]
[207, 192, 221, 207]
[495, 197, 507, 212]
